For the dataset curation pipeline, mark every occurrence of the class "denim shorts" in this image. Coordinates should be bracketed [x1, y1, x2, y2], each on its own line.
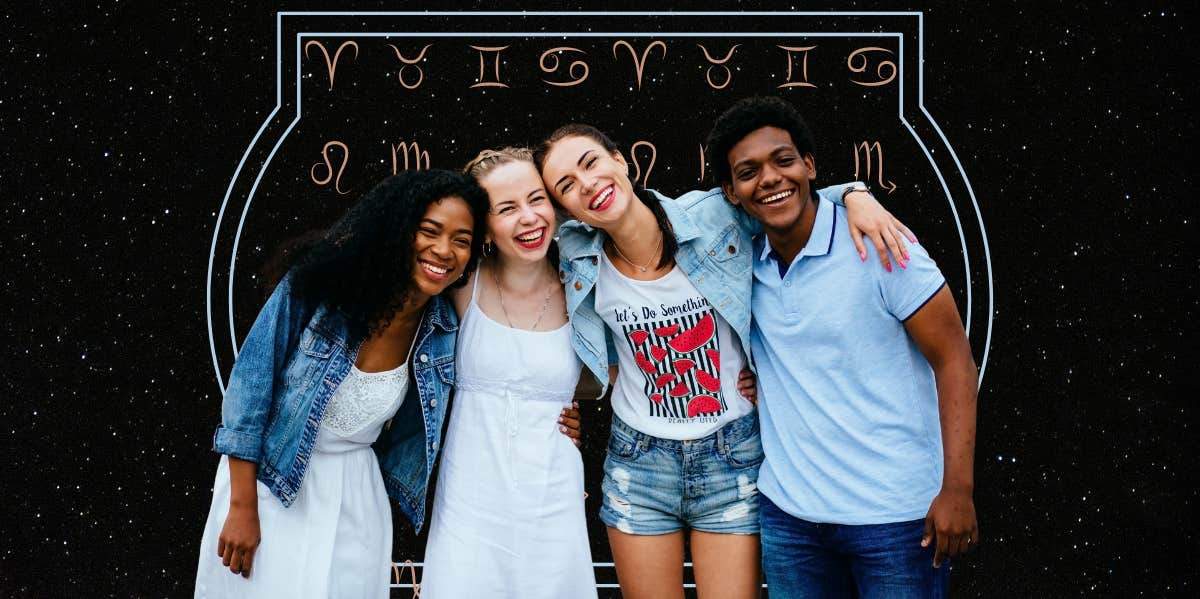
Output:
[599, 412, 764, 535]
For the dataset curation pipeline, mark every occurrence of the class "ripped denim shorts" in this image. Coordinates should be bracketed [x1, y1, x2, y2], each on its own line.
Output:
[599, 412, 763, 535]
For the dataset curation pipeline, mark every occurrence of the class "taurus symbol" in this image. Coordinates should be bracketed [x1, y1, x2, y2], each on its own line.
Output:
[697, 44, 741, 90]
[387, 43, 432, 90]
[304, 40, 358, 91]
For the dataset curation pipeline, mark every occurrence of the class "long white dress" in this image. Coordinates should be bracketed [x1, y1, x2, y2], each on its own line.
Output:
[195, 358, 412, 599]
[420, 280, 596, 598]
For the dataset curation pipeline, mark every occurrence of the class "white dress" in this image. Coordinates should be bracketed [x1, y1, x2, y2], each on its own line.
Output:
[420, 279, 596, 598]
[195, 357, 413, 599]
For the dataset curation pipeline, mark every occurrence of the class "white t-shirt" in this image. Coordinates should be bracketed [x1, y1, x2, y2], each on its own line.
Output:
[595, 253, 752, 440]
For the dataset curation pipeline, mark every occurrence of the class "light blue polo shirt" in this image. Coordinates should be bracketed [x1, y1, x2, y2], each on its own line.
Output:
[750, 190, 947, 525]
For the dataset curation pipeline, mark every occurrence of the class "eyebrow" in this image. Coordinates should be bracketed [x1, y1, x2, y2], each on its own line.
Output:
[553, 150, 594, 191]
[731, 145, 796, 171]
[526, 188, 545, 199]
[422, 217, 474, 236]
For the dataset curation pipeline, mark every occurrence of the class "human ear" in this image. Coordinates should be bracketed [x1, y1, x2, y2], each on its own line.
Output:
[722, 184, 740, 206]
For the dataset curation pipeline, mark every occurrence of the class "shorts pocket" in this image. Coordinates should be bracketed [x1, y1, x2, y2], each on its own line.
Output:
[720, 429, 764, 469]
[606, 426, 642, 462]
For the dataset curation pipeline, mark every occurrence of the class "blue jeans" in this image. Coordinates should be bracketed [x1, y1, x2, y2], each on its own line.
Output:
[760, 494, 948, 599]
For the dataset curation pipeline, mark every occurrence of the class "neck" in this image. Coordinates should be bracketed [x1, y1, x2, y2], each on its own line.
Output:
[605, 199, 663, 262]
[491, 252, 552, 291]
[764, 195, 819, 266]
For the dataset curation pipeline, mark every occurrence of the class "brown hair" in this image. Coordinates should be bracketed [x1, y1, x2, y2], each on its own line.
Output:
[534, 124, 678, 270]
[463, 146, 561, 267]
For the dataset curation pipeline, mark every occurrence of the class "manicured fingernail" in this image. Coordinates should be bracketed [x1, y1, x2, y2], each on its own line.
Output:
[903, 250, 911, 260]
[860, 251, 867, 262]
[899, 261, 907, 269]
[885, 263, 892, 272]
[559, 425, 567, 432]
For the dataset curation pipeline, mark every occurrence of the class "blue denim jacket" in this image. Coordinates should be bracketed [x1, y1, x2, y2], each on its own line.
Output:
[559, 185, 852, 394]
[212, 276, 456, 532]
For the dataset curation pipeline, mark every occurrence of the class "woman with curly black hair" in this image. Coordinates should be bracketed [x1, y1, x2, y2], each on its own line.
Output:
[195, 170, 487, 598]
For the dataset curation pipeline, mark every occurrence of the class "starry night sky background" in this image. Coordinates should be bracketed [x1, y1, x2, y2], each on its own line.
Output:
[2, 2, 1195, 597]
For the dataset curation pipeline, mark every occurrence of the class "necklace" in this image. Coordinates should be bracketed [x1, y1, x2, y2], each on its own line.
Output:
[609, 232, 664, 273]
[491, 263, 555, 331]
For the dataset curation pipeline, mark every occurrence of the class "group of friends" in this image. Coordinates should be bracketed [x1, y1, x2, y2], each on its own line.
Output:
[194, 96, 980, 599]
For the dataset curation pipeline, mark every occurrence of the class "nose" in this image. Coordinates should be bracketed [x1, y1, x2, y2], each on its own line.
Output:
[759, 163, 782, 190]
[518, 203, 539, 223]
[578, 173, 598, 196]
[430, 235, 453, 260]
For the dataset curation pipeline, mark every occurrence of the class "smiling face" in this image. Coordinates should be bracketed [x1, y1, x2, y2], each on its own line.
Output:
[539, 135, 635, 230]
[411, 195, 475, 301]
[479, 160, 558, 263]
[722, 125, 817, 236]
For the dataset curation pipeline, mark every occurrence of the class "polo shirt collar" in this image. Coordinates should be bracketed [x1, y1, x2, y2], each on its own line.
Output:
[756, 195, 837, 263]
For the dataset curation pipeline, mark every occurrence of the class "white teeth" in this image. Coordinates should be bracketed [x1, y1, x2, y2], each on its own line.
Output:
[516, 229, 544, 242]
[422, 262, 448, 275]
[759, 189, 793, 204]
[589, 187, 613, 210]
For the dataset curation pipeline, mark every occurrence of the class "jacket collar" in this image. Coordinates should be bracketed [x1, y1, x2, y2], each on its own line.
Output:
[425, 293, 459, 332]
[557, 188, 699, 260]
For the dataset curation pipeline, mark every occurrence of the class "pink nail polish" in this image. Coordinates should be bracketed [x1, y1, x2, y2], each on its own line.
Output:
[899, 261, 907, 269]
[860, 252, 867, 262]
[886, 263, 893, 273]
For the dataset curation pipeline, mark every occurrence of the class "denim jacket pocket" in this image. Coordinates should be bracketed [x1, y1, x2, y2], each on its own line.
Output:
[707, 225, 745, 263]
[299, 325, 336, 359]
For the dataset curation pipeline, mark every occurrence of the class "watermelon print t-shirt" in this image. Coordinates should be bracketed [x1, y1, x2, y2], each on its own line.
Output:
[595, 252, 752, 441]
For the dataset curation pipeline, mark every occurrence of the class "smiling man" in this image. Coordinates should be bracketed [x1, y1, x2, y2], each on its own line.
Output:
[706, 96, 980, 598]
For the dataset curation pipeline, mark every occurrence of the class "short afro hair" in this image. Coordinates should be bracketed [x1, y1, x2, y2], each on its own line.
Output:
[705, 96, 816, 185]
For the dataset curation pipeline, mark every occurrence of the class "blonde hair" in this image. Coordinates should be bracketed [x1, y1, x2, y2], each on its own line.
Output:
[462, 146, 534, 181]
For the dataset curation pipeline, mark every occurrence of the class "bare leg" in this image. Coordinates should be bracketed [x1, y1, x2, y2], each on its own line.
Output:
[607, 527, 686, 599]
[691, 530, 762, 599]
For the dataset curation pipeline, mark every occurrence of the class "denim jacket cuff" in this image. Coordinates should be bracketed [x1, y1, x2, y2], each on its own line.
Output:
[213, 425, 264, 463]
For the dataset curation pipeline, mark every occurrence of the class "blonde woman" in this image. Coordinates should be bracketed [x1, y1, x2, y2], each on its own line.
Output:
[420, 148, 595, 598]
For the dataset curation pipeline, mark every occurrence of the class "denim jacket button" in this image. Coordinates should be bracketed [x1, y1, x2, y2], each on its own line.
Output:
[573, 281, 582, 291]
[559, 270, 566, 281]
[709, 250, 716, 256]
[591, 256, 598, 265]
[430, 398, 438, 408]
[727, 245, 736, 254]
[419, 354, 429, 363]
[431, 440, 438, 450]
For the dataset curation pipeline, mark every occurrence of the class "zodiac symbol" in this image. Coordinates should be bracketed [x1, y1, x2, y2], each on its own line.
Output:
[387, 43, 432, 90]
[304, 40, 358, 91]
[697, 44, 741, 90]
[847, 46, 897, 87]
[698, 143, 708, 182]
[629, 141, 657, 189]
[612, 40, 667, 90]
[391, 141, 431, 173]
[469, 45, 510, 88]
[540, 46, 589, 87]
[853, 141, 897, 194]
[311, 141, 350, 195]
[776, 45, 817, 89]
[392, 559, 421, 597]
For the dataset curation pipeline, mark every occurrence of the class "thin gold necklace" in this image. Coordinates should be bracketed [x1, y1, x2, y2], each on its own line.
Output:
[491, 263, 555, 330]
[609, 232, 663, 273]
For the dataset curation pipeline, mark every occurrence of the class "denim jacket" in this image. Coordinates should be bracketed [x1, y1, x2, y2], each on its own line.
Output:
[559, 185, 852, 394]
[212, 276, 456, 532]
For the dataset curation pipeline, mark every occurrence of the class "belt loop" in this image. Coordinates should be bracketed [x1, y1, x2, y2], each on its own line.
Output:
[716, 426, 726, 453]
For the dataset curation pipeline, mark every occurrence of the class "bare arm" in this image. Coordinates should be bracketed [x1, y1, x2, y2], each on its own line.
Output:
[217, 456, 261, 577]
[903, 286, 980, 567]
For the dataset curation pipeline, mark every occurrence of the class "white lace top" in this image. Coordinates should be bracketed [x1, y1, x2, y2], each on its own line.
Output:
[315, 361, 411, 452]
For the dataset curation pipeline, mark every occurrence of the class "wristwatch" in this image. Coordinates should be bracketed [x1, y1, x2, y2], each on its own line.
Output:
[841, 183, 870, 201]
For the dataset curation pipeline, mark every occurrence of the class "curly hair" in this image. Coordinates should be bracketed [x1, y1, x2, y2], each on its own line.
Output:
[533, 124, 678, 270]
[705, 96, 817, 186]
[282, 169, 489, 340]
